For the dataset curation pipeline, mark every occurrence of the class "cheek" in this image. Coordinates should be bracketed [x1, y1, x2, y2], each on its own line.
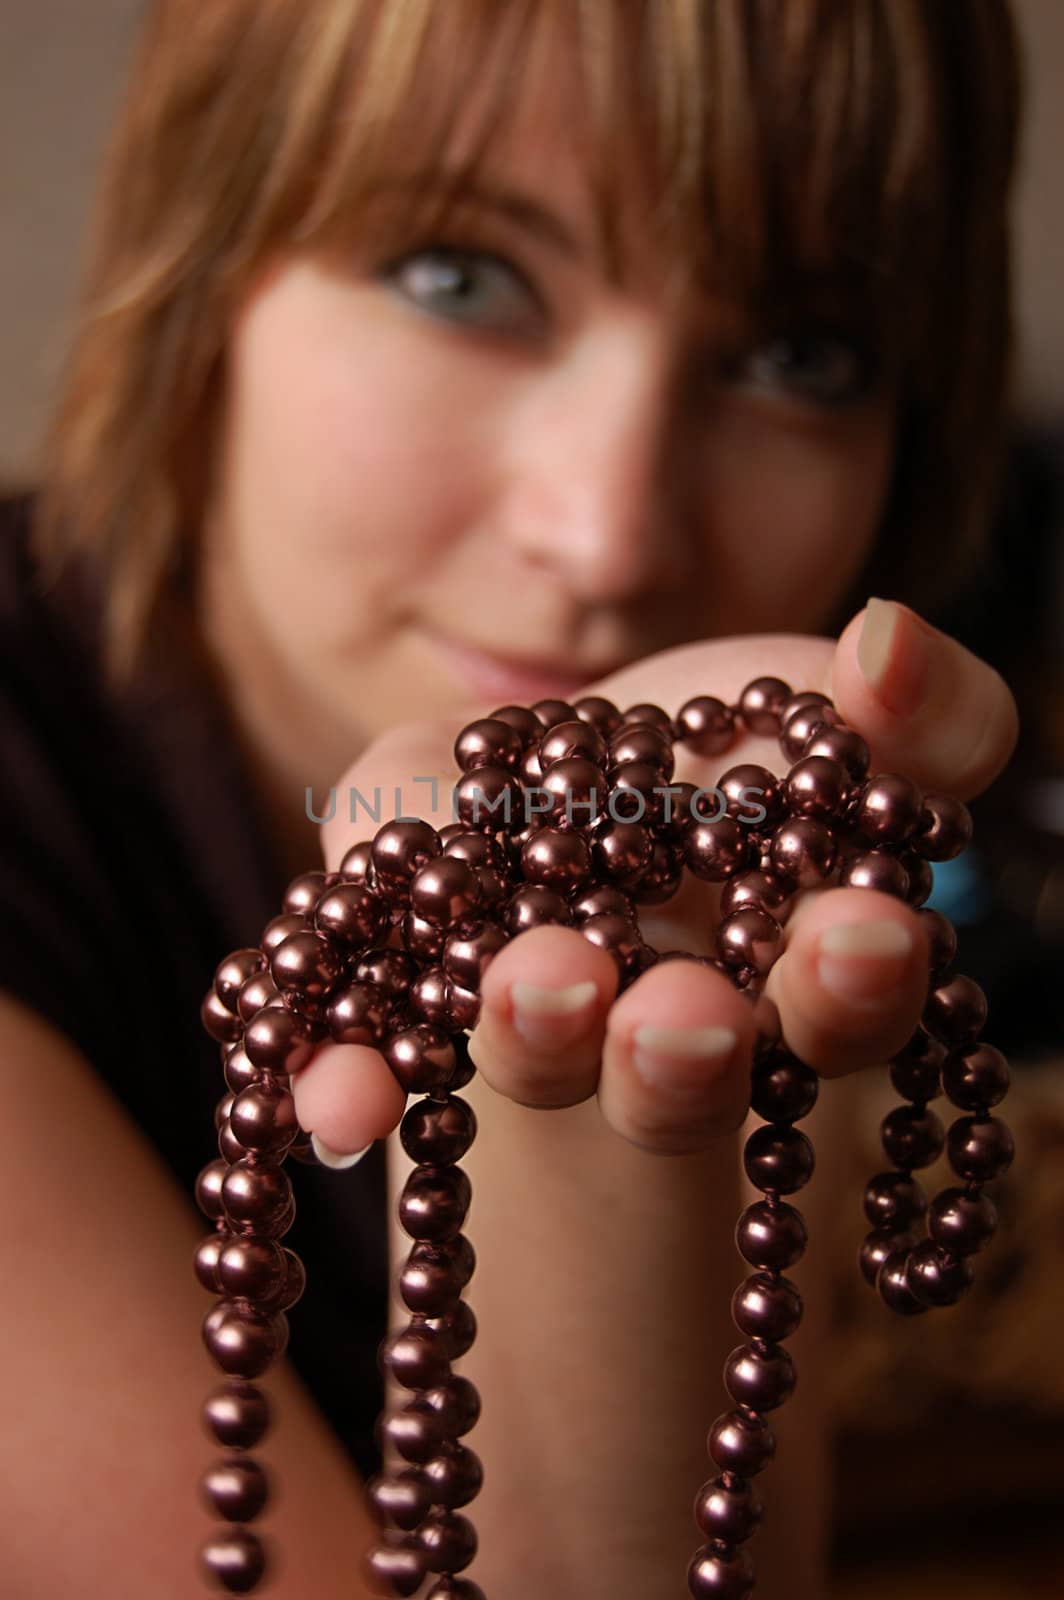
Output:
[215, 266, 488, 644]
[696, 406, 895, 633]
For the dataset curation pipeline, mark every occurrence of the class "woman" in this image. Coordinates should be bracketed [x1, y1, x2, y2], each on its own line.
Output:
[0, 1, 1020, 1594]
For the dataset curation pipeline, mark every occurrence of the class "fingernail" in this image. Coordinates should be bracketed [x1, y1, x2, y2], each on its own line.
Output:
[311, 1132, 373, 1170]
[510, 979, 598, 1048]
[857, 598, 928, 716]
[631, 1024, 738, 1092]
[817, 920, 913, 1002]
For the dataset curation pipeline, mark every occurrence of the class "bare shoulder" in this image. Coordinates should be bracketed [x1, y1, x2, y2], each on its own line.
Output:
[0, 991, 380, 1599]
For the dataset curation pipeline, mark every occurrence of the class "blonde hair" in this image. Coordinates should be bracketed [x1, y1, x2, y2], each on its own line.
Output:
[35, 0, 1021, 686]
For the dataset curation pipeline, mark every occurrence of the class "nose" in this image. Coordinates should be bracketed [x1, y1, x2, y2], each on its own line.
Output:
[498, 320, 692, 602]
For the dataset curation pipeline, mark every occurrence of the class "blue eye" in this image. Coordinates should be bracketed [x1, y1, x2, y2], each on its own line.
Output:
[732, 332, 874, 407]
[385, 247, 546, 337]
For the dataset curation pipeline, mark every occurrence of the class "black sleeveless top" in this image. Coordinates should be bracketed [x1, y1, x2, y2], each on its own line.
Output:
[0, 497, 388, 1482]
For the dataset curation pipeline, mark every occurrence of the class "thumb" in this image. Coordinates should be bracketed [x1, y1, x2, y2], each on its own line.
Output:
[831, 599, 1018, 801]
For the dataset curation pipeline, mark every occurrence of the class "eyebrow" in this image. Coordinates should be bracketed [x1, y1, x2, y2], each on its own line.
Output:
[364, 174, 584, 261]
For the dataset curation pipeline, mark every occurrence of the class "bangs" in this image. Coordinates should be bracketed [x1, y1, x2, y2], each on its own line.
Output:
[253, 0, 998, 362]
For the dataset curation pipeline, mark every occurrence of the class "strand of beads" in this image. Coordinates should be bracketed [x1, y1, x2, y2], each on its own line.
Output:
[191, 677, 1013, 1599]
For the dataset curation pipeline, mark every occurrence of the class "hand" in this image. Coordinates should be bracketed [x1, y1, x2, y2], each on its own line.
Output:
[290, 600, 1018, 1157]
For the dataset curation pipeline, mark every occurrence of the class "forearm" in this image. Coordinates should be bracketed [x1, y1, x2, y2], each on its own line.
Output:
[385, 1077, 844, 1599]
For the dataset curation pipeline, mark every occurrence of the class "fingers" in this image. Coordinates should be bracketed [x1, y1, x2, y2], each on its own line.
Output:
[832, 599, 1018, 800]
[467, 925, 618, 1108]
[765, 887, 929, 1078]
[290, 1042, 407, 1159]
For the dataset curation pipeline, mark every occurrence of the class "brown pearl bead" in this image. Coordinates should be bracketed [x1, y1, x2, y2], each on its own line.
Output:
[709, 1410, 776, 1476]
[693, 1475, 763, 1546]
[202, 988, 244, 1044]
[927, 1186, 998, 1255]
[402, 908, 446, 962]
[411, 857, 482, 928]
[454, 717, 524, 772]
[425, 1578, 487, 1600]
[217, 1236, 288, 1303]
[633, 837, 684, 904]
[385, 1026, 457, 1095]
[802, 724, 870, 778]
[923, 975, 988, 1046]
[572, 694, 623, 736]
[400, 1239, 476, 1315]
[684, 816, 751, 882]
[901, 850, 934, 907]
[218, 1119, 246, 1165]
[539, 718, 608, 769]
[732, 1270, 803, 1343]
[399, 1165, 473, 1243]
[423, 1300, 478, 1363]
[578, 911, 647, 980]
[768, 817, 836, 888]
[236, 971, 280, 1022]
[422, 1442, 484, 1510]
[338, 839, 374, 882]
[858, 1228, 917, 1288]
[195, 1231, 227, 1294]
[418, 1509, 478, 1573]
[326, 980, 392, 1045]
[215, 950, 266, 1014]
[282, 870, 327, 917]
[454, 765, 522, 831]
[196, 1160, 229, 1223]
[877, 1248, 928, 1315]
[243, 1007, 316, 1075]
[521, 826, 592, 891]
[442, 921, 508, 993]
[381, 1326, 453, 1390]
[778, 695, 840, 762]
[717, 763, 783, 823]
[880, 1105, 946, 1170]
[372, 818, 441, 888]
[505, 883, 572, 934]
[718, 908, 783, 976]
[400, 1095, 477, 1165]
[743, 1126, 815, 1194]
[889, 1030, 946, 1102]
[265, 1249, 306, 1313]
[569, 884, 635, 922]
[687, 1545, 755, 1599]
[839, 849, 910, 899]
[447, 983, 482, 1031]
[749, 1053, 818, 1123]
[608, 759, 668, 824]
[912, 792, 973, 860]
[222, 1046, 260, 1096]
[202, 1302, 287, 1378]
[674, 695, 736, 756]
[947, 1115, 1015, 1182]
[366, 1540, 425, 1597]
[531, 697, 579, 729]
[489, 703, 544, 745]
[202, 1381, 271, 1450]
[201, 1455, 269, 1522]
[369, 1467, 431, 1531]
[382, 1405, 450, 1464]
[862, 1172, 928, 1230]
[621, 700, 673, 733]
[854, 773, 923, 846]
[609, 723, 675, 779]
[591, 817, 653, 885]
[718, 869, 790, 918]
[260, 912, 306, 955]
[735, 1203, 807, 1271]
[199, 1526, 268, 1594]
[314, 880, 388, 947]
[221, 1161, 294, 1234]
[738, 675, 791, 735]
[724, 1342, 797, 1411]
[418, 1375, 482, 1437]
[356, 947, 418, 998]
[228, 1081, 298, 1156]
[905, 1239, 974, 1308]
[270, 930, 344, 998]
[943, 1042, 1011, 1110]
[918, 906, 958, 974]
[784, 754, 851, 821]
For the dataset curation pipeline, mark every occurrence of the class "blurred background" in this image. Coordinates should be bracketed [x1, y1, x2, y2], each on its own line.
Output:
[1, 3, 1061, 1595]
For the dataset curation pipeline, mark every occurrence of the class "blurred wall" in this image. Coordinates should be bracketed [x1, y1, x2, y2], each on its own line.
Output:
[0, 0, 1062, 486]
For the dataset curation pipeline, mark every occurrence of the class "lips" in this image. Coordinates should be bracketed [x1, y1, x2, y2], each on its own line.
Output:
[425, 631, 625, 706]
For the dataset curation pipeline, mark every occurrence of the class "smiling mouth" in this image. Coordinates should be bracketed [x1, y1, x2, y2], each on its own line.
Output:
[424, 631, 628, 706]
